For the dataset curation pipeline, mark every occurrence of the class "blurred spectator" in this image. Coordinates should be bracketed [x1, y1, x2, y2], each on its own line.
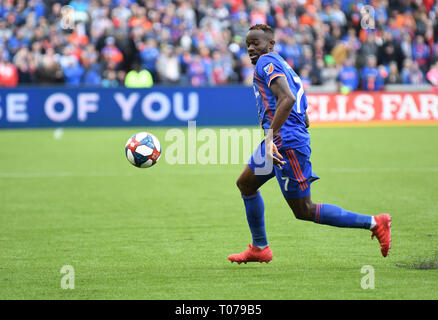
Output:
[34, 47, 63, 84]
[69, 23, 89, 47]
[309, 58, 324, 85]
[249, 3, 267, 26]
[8, 29, 30, 57]
[178, 49, 192, 85]
[101, 70, 119, 88]
[341, 28, 361, 54]
[378, 31, 404, 70]
[211, 51, 228, 85]
[117, 70, 126, 85]
[358, 33, 379, 69]
[401, 59, 413, 84]
[62, 56, 84, 86]
[324, 23, 342, 54]
[13, 47, 35, 84]
[374, 0, 388, 26]
[240, 53, 253, 86]
[101, 36, 123, 68]
[361, 55, 384, 91]
[401, 59, 425, 84]
[188, 55, 208, 87]
[232, 13, 250, 40]
[299, 66, 311, 91]
[400, 33, 413, 60]
[199, 45, 213, 84]
[338, 56, 359, 93]
[409, 62, 425, 84]
[82, 67, 101, 86]
[385, 61, 402, 84]
[411, 35, 430, 73]
[320, 55, 339, 87]
[378, 64, 389, 84]
[139, 38, 159, 82]
[156, 45, 180, 84]
[301, 47, 314, 71]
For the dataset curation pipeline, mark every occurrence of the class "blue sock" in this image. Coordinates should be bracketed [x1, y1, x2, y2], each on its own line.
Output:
[314, 203, 372, 229]
[242, 191, 268, 247]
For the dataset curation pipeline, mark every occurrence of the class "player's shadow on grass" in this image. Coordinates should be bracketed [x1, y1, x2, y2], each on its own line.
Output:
[396, 252, 438, 270]
[221, 264, 273, 270]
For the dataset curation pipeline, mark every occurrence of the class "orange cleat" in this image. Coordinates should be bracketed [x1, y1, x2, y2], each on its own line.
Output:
[228, 244, 273, 264]
[371, 214, 392, 257]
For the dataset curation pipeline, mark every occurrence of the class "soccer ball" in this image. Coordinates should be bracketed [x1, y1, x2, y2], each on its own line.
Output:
[125, 132, 161, 168]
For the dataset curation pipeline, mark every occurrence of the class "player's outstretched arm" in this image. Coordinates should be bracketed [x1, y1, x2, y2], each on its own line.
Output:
[269, 76, 296, 134]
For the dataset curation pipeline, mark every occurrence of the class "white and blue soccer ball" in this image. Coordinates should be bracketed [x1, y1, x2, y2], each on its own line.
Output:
[125, 132, 161, 168]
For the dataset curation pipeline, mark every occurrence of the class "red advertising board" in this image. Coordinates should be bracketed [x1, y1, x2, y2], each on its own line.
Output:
[306, 92, 438, 125]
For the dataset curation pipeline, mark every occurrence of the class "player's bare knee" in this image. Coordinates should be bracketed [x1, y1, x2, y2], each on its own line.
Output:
[303, 201, 316, 221]
[236, 177, 257, 196]
[292, 208, 309, 221]
[236, 177, 247, 194]
[291, 200, 315, 221]
[236, 177, 244, 192]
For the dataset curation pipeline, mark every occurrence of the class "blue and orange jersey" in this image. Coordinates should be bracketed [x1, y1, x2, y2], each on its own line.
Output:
[252, 52, 310, 150]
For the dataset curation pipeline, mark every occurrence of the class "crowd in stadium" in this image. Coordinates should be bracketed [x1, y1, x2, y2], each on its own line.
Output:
[0, 0, 438, 90]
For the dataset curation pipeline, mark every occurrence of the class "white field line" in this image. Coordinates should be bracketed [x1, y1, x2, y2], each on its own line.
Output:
[0, 167, 437, 178]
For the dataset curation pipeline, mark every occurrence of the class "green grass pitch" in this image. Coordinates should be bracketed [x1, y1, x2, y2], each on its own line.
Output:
[0, 125, 437, 300]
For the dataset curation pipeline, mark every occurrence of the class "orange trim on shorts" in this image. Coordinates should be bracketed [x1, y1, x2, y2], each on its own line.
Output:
[285, 150, 304, 191]
[288, 149, 308, 189]
[286, 150, 308, 191]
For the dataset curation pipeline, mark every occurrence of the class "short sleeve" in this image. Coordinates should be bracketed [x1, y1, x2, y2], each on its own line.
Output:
[256, 55, 287, 87]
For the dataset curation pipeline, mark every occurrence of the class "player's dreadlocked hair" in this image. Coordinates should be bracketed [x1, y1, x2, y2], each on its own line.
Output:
[249, 24, 274, 36]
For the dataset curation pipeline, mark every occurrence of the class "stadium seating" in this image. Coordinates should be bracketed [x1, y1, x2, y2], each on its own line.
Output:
[0, 0, 437, 90]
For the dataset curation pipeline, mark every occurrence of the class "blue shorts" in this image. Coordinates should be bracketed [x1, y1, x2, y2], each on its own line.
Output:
[248, 141, 320, 199]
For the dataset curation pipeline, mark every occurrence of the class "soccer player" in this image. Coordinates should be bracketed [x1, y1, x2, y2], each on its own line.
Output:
[228, 25, 391, 264]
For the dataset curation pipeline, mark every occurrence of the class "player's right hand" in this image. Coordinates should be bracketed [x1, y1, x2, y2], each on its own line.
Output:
[268, 142, 286, 169]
